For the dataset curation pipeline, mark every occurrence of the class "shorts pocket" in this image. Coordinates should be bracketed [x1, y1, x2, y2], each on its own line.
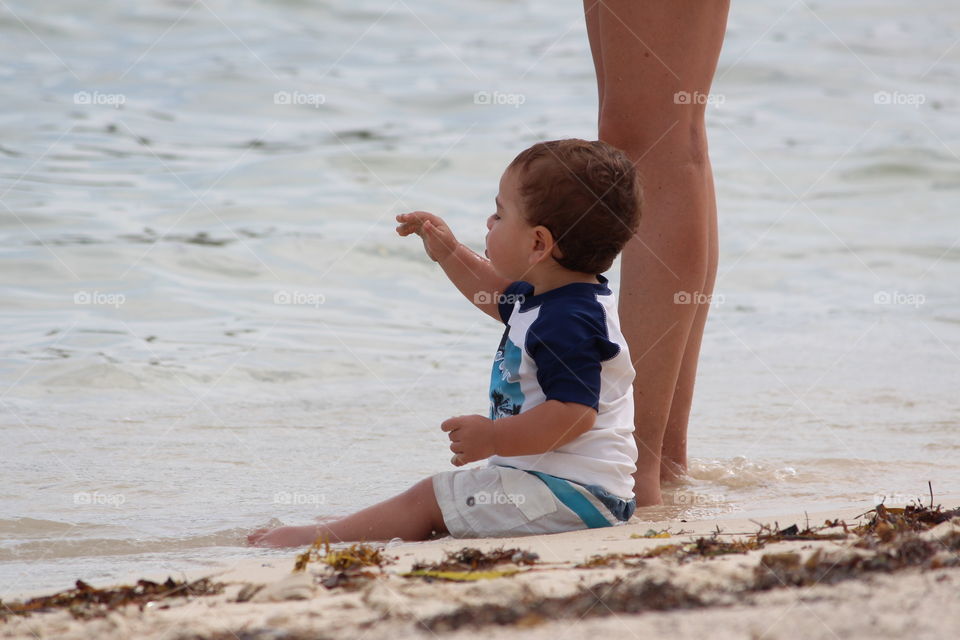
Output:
[498, 467, 558, 522]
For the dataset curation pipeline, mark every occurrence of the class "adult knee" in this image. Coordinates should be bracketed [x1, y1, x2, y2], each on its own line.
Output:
[598, 114, 710, 169]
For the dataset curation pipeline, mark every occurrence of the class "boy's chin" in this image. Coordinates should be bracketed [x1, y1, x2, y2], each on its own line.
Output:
[490, 264, 515, 281]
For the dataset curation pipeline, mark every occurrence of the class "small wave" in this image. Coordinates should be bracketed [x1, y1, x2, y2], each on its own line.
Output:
[0, 518, 91, 537]
[686, 456, 798, 488]
[632, 500, 741, 523]
[0, 526, 258, 562]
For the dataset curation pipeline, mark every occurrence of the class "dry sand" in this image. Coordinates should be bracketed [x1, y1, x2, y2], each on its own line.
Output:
[4, 501, 960, 640]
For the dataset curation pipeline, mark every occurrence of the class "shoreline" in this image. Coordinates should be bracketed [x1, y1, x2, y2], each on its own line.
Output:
[4, 498, 959, 639]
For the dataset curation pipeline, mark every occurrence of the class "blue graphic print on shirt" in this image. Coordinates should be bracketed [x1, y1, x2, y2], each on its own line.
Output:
[489, 328, 524, 419]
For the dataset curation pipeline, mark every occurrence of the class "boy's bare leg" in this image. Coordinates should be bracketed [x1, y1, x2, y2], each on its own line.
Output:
[248, 477, 448, 547]
[583, 0, 729, 505]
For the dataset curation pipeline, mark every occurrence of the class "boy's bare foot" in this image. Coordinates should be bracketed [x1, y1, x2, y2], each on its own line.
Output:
[247, 525, 319, 548]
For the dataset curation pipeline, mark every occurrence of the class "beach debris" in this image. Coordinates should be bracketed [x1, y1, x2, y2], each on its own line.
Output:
[853, 500, 960, 542]
[422, 501, 960, 631]
[293, 538, 393, 590]
[421, 577, 703, 631]
[293, 538, 391, 573]
[751, 490, 960, 589]
[404, 547, 539, 582]
[575, 553, 644, 568]
[578, 532, 763, 569]
[753, 527, 960, 590]
[751, 521, 849, 544]
[0, 576, 224, 620]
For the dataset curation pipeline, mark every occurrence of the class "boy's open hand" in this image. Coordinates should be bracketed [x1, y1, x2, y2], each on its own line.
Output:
[395, 211, 458, 263]
[441, 414, 496, 466]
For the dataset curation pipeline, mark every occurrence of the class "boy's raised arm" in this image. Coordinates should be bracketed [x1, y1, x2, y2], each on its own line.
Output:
[396, 211, 513, 321]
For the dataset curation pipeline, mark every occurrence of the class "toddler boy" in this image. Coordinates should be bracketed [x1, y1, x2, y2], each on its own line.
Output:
[248, 138, 642, 546]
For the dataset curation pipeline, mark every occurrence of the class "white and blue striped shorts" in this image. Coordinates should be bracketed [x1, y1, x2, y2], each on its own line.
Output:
[431, 463, 635, 539]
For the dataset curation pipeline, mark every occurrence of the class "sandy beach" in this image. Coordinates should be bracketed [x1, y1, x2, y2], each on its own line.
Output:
[4, 0, 959, 618]
[5, 498, 959, 640]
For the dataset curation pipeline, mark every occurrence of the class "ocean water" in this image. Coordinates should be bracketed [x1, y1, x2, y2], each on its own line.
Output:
[2, 0, 958, 598]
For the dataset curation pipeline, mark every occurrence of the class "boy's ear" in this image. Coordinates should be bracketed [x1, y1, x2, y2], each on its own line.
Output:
[528, 225, 557, 265]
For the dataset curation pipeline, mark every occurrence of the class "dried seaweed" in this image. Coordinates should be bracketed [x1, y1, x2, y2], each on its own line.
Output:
[754, 528, 960, 590]
[410, 547, 539, 573]
[752, 521, 849, 544]
[720, 489, 960, 591]
[421, 577, 703, 632]
[292, 538, 392, 589]
[852, 501, 960, 542]
[404, 547, 539, 581]
[421, 499, 960, 631]
[576, 531, 765, 569]
[293, 538, 390, 573]
[575, 553, 641, 569]
[0, 576, 223, 621]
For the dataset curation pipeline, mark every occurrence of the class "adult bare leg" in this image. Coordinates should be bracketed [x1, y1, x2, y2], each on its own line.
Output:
[661, 164, 719, 483]
[583, 0, 729, 505]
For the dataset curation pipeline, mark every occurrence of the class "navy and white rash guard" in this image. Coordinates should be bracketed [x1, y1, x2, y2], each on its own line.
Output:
[486, 274, 638, 500]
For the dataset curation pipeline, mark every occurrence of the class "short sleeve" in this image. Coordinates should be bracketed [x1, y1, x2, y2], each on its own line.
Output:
[526, 305, 621, 410]
[498, 281, 534, 324]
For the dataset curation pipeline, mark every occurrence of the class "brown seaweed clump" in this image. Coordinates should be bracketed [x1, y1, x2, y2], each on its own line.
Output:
[578, 519, 852, 570]
[754, 492, 960, 590]
[421, 577, 702, 632]
[0, 577, 224, 621]
[577, 531, 766, 569]
[293, 538, 393, 589]
[852, 501, 960, 545]
[754, 529, 960, 591]
[420, 501, 960, 632]
[405, 547, 539, 582]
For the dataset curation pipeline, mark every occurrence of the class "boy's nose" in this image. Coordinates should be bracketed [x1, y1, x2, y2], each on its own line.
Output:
[486, 214, 495, 230]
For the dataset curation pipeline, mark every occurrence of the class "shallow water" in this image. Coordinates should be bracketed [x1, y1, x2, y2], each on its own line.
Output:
[2, 0, 959, 598]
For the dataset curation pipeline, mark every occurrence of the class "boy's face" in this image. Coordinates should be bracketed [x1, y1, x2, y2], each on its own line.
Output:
[485, 166, 535, 280]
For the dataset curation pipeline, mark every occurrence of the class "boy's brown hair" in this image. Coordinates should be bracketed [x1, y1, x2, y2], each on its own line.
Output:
[508, 138, 642, 275]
